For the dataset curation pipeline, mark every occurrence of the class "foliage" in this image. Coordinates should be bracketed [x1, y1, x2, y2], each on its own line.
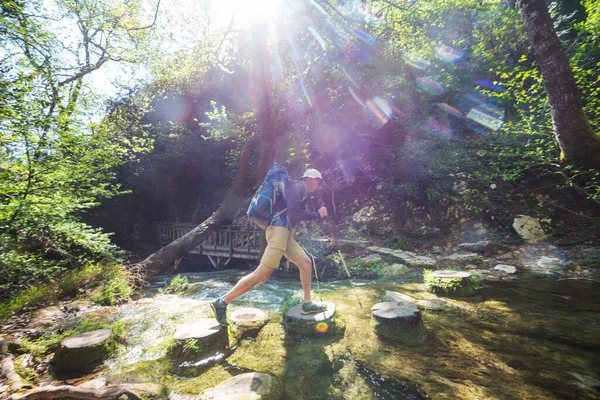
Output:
[158, 274, 189, 294]
[0, 0, 155, 297]
[0, 285, 56, 320]
[91, 265, 133, 306]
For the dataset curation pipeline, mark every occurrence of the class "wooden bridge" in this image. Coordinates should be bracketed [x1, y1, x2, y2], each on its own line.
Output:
[154, 222, 263, 268]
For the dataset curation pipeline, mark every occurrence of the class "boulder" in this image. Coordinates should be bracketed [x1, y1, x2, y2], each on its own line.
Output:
[371, 301, 427, 344]
[52, 329, 113, 374]
[200, 372, 282, 400]
[513, 215, 551, 243]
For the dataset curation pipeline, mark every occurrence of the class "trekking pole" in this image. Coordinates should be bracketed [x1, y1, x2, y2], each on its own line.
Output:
[305, 224, 324, 304]
[331, 231, 364, 309]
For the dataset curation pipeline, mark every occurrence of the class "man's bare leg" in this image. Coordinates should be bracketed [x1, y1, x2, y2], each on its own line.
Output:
[293, 254, 313, 303]
[222, 263, 274, 304]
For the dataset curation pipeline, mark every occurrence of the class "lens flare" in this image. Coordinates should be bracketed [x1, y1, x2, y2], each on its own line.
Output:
[344, 39, 372, 65]
[364, 96, 392, 127]
[403, 52, 431, 70]
[315, 322, 329, 333]
[435, 45, 465, 63]
[308, 26, 326, 49]
[466, 103, 504, 133]
[417, 77, 445, 95]
[436, 103, 463, 118]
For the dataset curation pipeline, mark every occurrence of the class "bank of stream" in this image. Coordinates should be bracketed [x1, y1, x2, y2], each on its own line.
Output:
[27, 270, 599, 400]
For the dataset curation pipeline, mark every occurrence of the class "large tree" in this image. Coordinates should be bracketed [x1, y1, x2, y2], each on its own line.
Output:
[517, 0, 600, 169]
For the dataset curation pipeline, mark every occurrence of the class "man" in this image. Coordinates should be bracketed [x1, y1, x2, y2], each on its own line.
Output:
[211, 168, 328, 326]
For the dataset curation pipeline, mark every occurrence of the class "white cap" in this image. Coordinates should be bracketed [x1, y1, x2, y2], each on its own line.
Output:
[302, 168, 323, 180]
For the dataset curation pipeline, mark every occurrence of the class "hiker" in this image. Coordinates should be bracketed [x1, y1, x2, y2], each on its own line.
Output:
[211, 168, 328, 326]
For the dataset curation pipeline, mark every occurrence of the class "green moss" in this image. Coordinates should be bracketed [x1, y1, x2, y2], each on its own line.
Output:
[282, 312, 346, 337]
[14, 355, 37, 384]
[371, 319, 427, 345]
[21, 332, 68, 358]
[0, 285, 57, 320]
[423, 269, 482, 297]
[158, 274, 189, 294]
[343, 256, 386, 277]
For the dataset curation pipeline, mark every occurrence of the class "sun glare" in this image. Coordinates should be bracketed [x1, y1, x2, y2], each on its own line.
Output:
[222, 0, 282, 25]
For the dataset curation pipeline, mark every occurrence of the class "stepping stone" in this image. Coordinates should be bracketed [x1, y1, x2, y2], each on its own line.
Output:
[200, 372, 282, 400]
[52, 329, 113, 373]
[171, 318, 228, 360]
[425, 270, 481, 297]
[230, 307, 269, 340]
[283, 302, 343, 336]
[372, 301, 426, 344]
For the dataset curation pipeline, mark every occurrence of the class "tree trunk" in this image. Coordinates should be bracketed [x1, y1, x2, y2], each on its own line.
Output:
[133, 135, 258, 277]
[517, 0, 600, 169]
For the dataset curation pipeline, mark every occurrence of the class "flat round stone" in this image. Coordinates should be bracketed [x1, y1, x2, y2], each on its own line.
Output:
[431, 270, 471, 278]
[284, 302, 335, 321]
[174, 318, 223, 340]
[61, 329, 111, 349]
[230, 307, 268, 324]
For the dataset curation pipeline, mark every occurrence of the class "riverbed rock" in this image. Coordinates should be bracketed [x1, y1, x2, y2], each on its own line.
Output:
[439, 253, 484, 267]
[200, 372, 282, 400]
[494, 264, 517, 275]
[171, 319, 227, 359]
[367, 247, 436, 268]
[52, 328, 113, 373]
[520, 243, 568, 275]
[371, 301, 427, 344]
[378, 264, 410, 277]
[458, 241, 510, 254]
[382, 290, 447, 312]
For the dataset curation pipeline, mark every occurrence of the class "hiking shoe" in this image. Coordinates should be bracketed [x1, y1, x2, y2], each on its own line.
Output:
[211, 299, 229, 326]
[301, 302, 327, 315]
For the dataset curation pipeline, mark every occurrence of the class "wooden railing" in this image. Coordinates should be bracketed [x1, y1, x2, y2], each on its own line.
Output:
[153, 222, 262, 262]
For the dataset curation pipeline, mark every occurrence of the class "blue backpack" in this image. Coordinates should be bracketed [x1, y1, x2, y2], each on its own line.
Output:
[247, 165, 290, 229]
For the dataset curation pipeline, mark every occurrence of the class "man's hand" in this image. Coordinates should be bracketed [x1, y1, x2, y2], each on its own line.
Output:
[318, 206, 328, 218]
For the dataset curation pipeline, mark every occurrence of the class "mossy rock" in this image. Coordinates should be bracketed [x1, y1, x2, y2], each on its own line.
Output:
[52, 328, 115, 374]
[170, 318, 228, 360]
[199, 372, 283, 400]
[371, 301, 427, 345]
[424, 270, 482, 297]
[282, 302, 345, 337]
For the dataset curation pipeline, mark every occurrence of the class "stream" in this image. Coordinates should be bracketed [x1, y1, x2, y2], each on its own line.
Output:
[66, 270, 599, 399]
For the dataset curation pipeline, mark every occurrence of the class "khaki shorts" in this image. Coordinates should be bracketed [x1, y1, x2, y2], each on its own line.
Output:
[261, 226, 306, 269]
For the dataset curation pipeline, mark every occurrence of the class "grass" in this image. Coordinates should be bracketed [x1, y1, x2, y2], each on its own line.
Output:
[0, 262, 134, 320]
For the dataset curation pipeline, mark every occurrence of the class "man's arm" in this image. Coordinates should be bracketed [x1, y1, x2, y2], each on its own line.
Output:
[286, 182, 320, 227]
